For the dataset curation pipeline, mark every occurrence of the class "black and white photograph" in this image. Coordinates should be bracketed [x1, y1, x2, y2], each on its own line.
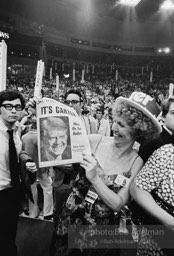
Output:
[40, 116, 72, 162]
[0, 1, 174, 256]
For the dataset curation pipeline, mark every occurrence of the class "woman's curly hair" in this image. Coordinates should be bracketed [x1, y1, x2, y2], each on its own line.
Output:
[112, 102, 159, 143]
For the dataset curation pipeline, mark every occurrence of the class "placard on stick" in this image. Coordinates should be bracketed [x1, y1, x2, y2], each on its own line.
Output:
[34, 60, 44, 98]
[169, 83, 174, 97]
[0, 40, 7, 91]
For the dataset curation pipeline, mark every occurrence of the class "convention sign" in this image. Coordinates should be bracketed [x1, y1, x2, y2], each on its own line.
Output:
[169, 83, 174, 97]
[37, 97, 91, 168]
[0, 31, 9, 39]
[56, 74, 59, 91]
[0, 40, 7, 91]
[34, 60, 44, 97]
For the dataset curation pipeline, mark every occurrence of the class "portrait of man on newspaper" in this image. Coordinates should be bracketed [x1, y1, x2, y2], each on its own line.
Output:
[40, 116, 72, 162]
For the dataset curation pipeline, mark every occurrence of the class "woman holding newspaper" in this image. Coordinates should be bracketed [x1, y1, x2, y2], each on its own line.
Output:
[53, 92, 162, 256]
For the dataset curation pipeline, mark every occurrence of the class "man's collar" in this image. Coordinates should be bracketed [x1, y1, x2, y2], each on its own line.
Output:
[163, 124, 173, 135]
[0, 117, 7, 131]
[0, 117, 18, 131]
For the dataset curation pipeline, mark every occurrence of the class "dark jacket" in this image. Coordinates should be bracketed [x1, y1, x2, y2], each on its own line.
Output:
[138, 127, 173, 163]
[19, 151, 36, 203]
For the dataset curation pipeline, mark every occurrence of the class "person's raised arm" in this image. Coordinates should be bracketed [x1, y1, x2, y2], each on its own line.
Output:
[28, 96, 43, 109]
[81, 153, 143, 212]
[130, 182, 174, 231]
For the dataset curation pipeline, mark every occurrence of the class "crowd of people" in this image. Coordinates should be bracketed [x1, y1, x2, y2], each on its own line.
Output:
[7, 71, 170, 104]
[0, 71, 174, 256]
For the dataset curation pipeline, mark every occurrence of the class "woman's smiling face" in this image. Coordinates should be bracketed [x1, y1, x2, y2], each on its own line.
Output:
[112, 115, 134, 146]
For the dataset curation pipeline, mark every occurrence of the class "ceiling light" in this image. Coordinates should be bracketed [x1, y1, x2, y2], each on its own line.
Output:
[164, 47, 170, 53]
[117, 0, 141, 6]
[157, 47, 171, 54]
[160, 0, 174, 10]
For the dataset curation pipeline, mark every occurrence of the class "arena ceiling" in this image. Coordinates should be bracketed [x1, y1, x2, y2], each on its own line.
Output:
[1, 0, 174, 45]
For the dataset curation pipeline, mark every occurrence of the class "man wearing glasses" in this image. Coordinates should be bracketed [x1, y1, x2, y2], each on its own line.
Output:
[64, 89, 97, 134]
[0, 89, 37, 256]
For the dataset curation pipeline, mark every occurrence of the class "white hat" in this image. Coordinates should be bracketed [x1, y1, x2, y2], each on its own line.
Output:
[115, 92, 162, 133]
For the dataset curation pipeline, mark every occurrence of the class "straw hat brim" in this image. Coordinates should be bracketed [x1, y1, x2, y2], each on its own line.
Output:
[115, 97, 162, 133]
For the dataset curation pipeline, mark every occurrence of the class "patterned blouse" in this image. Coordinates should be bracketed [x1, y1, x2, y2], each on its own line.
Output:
[135, 143, 174, 207]
[133, 144, 174, 256]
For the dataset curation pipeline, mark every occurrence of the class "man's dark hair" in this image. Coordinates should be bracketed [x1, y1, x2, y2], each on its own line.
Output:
[161, 97, 174, 117]
[96, 105, 104, 115]
[82, 109, 90, 115]
[0, 89, 25, 109]
[64, 89, 83, 102]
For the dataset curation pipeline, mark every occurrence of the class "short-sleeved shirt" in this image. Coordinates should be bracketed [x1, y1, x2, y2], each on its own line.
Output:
[135, 143, 174, 207]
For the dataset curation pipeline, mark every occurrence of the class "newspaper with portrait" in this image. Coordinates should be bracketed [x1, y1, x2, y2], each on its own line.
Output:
[37, 97, 91, 168]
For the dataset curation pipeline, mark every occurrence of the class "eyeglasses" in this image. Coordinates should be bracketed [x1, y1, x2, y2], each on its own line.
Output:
[96, 111, 103, 115]
[1, 104, 23, 111]
[64, 100, 80, 105]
